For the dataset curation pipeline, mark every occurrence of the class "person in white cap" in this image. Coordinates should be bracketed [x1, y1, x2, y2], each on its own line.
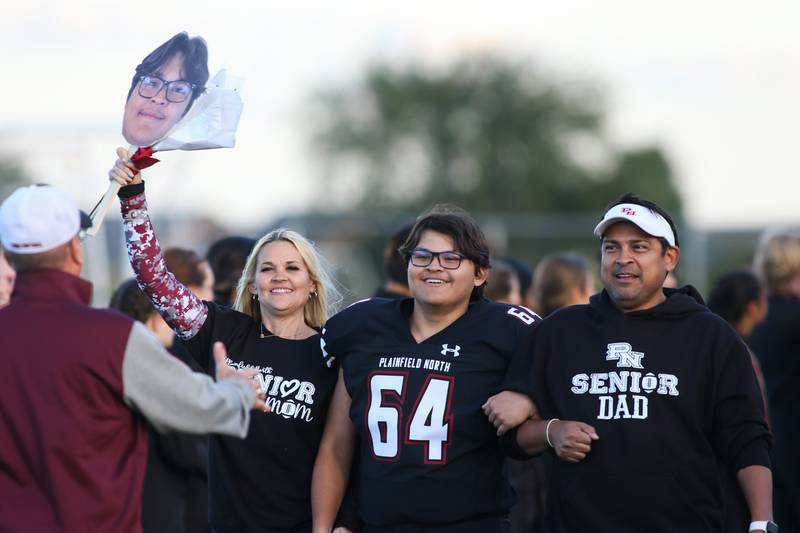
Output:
[484, 193, 776, 533]
[0, 184, 267, 533]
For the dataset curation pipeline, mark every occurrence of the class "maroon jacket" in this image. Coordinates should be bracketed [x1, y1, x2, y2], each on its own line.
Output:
[0, 270, 146, 531]
[0, 270, 256, 532]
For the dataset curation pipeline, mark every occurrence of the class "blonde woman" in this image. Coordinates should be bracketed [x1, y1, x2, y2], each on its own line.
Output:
[110, 150, 354, 533]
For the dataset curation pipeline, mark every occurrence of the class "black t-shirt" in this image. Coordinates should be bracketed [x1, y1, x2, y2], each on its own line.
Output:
[184, 302, 339, 532]
[322, 297, 540, 530]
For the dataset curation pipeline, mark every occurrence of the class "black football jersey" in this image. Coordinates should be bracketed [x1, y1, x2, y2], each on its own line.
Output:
[322, 297, 540, 528]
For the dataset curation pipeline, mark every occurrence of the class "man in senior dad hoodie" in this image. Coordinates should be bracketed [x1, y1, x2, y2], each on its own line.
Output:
[487, 193, 775, 533]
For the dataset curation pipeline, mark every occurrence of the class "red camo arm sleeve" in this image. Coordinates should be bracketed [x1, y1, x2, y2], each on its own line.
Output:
[119, 188, 208, 339]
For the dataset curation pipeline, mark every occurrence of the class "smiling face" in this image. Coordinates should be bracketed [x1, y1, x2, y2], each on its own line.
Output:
[600, 221, 679, 312]
[122, 53, 191, 147]
[248, 240, 316, 320]
[408, 230, 488, 309]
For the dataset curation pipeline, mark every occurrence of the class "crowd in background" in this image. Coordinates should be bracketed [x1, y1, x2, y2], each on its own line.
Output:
[1, 192, 798, 532]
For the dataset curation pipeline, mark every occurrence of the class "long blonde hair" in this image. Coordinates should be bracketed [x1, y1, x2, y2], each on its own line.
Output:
[754, 229, 800, 296]
[232, 229, 341, 328]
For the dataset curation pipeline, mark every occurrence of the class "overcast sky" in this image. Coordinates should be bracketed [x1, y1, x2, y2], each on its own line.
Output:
[2, 0, 798, 231]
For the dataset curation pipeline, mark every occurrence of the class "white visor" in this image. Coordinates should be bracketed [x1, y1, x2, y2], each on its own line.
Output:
[593, 203, 676, 247]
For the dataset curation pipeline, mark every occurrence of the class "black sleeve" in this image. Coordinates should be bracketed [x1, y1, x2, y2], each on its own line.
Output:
[118, 180, 145, 198]
[499, 307, 541, 397]
[320, 321, 339, 370]
[496, 310, 543, 460]
[321, 300, 372, 376]
[712, 328, 772, 471]
[498, 425, 538, 460]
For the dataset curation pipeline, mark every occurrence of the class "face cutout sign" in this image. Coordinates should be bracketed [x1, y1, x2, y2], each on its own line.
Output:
[122, 32, 209, 148]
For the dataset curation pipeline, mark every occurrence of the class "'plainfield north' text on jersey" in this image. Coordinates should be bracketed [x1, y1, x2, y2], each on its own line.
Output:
[322, 297, 540, 529]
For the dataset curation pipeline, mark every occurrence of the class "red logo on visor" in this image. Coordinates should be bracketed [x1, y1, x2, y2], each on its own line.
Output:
[621, 207, 636, 216]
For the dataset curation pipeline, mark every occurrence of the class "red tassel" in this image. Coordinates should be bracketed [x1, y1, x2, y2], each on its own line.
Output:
[130, 146, 160, 172]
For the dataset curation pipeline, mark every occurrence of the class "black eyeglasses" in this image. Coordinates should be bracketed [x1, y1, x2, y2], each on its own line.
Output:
[409, 249, 465, 270]
[137, 75, 196, 103]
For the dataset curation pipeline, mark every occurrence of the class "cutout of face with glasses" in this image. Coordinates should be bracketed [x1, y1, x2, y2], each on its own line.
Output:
[122, 53, 196, 147]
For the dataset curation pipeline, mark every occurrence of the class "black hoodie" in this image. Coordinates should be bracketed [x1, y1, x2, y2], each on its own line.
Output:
[532, 286, 771, 533]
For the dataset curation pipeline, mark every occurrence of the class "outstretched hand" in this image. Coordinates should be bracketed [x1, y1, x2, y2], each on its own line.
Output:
[213, 341, 269, 413]
[108, 147, 143, 187]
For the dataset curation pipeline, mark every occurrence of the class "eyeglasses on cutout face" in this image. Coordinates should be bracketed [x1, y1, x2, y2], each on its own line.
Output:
[137, 75, 196, 103]
[409, 249, 465, 270]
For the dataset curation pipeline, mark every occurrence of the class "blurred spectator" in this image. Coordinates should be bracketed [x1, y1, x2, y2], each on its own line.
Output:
[504, 257, 534, 309]
[206, 236, 255, 307]
[532, 252, 594, 317]
[110, 278, 174, 347]
[110, 279, 211, 533]
[373, 224, 413, 299]
[485, 259, 522, 305]
[750, 230, 800, 532]
[162, 246, 217, 532]
[708, 269, 769, 344]
[708, 269, 771, 533]
[164, 247, 215, 301]
[0, 248, 15, 308]
[507, 252, 593, 533]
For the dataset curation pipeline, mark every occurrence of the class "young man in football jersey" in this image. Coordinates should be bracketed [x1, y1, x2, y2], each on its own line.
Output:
[312, 205, 540, 533]
[487, 193, 776, 533]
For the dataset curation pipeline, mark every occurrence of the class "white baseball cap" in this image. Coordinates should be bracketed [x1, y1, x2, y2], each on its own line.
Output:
[0, 185, 92, 254]
[593, 202, 676, 247]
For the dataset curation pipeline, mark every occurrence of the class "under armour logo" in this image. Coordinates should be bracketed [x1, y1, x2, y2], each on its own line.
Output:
[441, 344, 461, 357]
